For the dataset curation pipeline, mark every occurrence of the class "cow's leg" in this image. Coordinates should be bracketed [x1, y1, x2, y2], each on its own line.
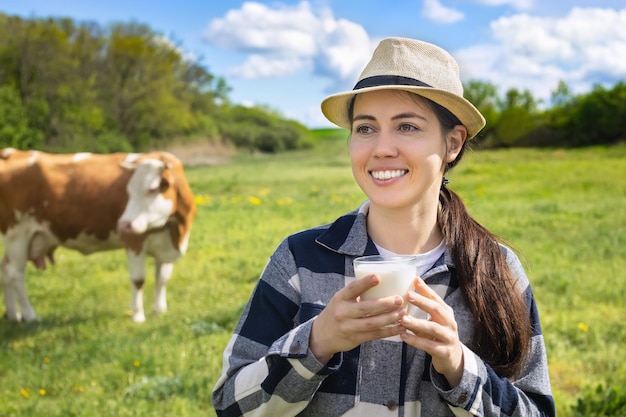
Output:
[126, 250, 146, 323]
[1, 254, 19, 320]
[153, 261, 174, 314]
[1, 252, 36, 322]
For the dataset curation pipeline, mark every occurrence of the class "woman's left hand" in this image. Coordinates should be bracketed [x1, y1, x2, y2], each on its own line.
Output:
[399, 277, 464, 388]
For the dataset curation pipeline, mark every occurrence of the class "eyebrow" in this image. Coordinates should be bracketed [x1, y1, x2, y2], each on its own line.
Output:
[392, 112, 428, 122]
[352, 112, 428, 123]
[353, 114, 376, 122]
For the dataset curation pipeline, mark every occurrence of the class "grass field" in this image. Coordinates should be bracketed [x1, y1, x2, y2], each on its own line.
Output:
[1, 132, 625, 416]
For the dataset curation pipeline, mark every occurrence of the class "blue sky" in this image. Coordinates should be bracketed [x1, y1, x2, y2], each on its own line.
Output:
[2, 0, 625, 127]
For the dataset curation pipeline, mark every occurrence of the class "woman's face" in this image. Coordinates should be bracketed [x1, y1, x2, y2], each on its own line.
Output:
[349, 89, 465, 212]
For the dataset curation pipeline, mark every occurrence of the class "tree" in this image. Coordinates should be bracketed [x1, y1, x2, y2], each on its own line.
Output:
[488, 88, 539, 147]
[0, 15, 107, 147]
[551, 80, 574, 108]
[0, 84, 43, 148]
[0, 13, 316, 154]
[463, 80, 499, 144]
[561, 82, 626, 146]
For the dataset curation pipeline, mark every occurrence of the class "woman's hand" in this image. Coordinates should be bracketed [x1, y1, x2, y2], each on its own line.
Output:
[310, 274, 407, 364]
[400, 277, 464, 388]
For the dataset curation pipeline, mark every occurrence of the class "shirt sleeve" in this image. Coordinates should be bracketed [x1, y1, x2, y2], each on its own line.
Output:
[211, 240, 341, 417]
[430, 249, 556, 417]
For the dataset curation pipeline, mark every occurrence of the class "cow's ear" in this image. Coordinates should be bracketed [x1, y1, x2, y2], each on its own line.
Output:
[119, 161, 137, 171]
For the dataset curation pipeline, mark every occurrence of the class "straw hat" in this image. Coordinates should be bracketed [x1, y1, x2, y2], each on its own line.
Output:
[321, 37, 486, 139]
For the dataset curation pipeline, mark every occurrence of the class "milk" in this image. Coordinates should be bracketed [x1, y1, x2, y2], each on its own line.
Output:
[354, 256, 416, 301]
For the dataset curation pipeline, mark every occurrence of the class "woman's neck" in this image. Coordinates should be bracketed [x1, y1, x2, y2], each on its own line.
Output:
[366, 202, 443, 255]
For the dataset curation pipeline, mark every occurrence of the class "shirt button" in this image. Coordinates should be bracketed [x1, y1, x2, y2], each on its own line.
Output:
[386, 399, 398, 410]
[289, 342, 301, 355]
[457, 393, 468, 403]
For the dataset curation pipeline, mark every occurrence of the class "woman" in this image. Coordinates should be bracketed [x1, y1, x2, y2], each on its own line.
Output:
[212, 37, 555, 417]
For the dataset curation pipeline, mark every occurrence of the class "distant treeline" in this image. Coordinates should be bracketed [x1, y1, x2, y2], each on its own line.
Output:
[0, 14, 312, 153]
[0, 14, 624, 153]
[465, 79, 626, 148]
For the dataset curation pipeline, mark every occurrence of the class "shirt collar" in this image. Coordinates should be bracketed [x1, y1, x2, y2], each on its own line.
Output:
[315, 201, 374, 256]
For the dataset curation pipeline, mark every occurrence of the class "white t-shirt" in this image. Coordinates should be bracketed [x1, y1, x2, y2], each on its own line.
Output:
[375, 239, 447, 278]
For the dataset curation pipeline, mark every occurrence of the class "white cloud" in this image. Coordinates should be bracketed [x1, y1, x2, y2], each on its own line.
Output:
[204, 0, 374, 84]
[421, 0, 465, 24]
[229, 54, 309, 79]
[205, 1, 321, 56]
[314, 19, 374, 89]
[471, 0, 535, 11]
[455, 7, 626, 104]
[420, 0, 537, 25]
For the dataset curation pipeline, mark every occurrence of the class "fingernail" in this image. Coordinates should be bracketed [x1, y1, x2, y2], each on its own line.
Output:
[407, 291, 418, 301]
[394, 296, 403, 305]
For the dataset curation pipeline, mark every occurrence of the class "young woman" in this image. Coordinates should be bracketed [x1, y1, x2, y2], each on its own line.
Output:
[212, 37, 555, 417]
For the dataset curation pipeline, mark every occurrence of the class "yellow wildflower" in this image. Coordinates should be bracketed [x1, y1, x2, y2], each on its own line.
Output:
[133, 360, 140, 367]
[194, 195, 212, 205]
[277, 197, 293, 206]
[578, 322, 589, 332]
[248, 196, 262, 205]
[20, 388, 30, 398]
[39, 388, 46, 396]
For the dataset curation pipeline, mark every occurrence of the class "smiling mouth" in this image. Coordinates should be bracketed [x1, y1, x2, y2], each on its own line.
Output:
[370, 170, 408, 180]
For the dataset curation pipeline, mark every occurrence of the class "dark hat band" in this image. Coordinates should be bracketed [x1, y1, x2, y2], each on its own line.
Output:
[353, 75, 433, 90]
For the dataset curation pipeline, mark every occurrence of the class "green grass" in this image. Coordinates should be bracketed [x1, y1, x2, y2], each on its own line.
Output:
[1, 133, 625, 416]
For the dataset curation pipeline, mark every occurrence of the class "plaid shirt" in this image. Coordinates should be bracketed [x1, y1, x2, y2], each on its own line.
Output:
[212, 203, 555, 416]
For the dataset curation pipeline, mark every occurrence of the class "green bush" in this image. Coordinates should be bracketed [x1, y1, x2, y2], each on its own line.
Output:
[217, 104, 312, 153]
[570, 383, 626, 416]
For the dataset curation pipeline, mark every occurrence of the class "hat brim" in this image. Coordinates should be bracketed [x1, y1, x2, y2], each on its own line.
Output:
[321, 85, 486, 139]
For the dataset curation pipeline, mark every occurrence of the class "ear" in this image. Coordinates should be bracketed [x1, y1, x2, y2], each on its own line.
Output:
[445, 125, 467, 164]
[119, 161, 137, 171]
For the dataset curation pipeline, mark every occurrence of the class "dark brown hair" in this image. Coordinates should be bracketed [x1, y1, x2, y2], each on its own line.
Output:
[348, 93, 532, 378]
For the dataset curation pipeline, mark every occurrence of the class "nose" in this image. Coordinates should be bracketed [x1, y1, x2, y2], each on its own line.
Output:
[117, 219, 133, 233]
[372, 131, 399, 158]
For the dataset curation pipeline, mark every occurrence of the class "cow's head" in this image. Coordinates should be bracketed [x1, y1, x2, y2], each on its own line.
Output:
[117, 157, 176, 234]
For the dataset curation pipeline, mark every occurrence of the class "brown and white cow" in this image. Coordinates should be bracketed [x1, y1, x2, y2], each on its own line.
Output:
[0, 148, 196, 322]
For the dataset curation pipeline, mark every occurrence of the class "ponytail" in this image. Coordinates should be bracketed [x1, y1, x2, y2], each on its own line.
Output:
[426, 94, 532, 378]
[439, 185, 532, 378]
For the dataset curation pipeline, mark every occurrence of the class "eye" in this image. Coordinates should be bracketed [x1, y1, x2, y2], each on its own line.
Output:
[353, 124, 373, 135]
[159, 178, 170, 192]
[398, 123, 418, 132]
[147, 178, 168, 195]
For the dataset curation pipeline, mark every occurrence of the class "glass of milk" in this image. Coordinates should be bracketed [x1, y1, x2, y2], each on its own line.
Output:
[353, 255, 417, 305]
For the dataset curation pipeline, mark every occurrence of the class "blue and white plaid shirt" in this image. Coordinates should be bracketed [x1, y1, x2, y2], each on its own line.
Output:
[212, 202, 555, 416]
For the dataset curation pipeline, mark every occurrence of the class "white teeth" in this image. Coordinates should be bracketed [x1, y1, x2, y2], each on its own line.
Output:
[371, 170, 407, 180]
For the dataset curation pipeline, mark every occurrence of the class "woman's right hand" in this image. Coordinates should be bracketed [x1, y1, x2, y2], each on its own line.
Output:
[309, 274, 407, 364]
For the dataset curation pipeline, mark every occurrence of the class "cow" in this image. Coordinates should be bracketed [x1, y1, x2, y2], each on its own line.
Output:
[0, 148, 196, 323]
